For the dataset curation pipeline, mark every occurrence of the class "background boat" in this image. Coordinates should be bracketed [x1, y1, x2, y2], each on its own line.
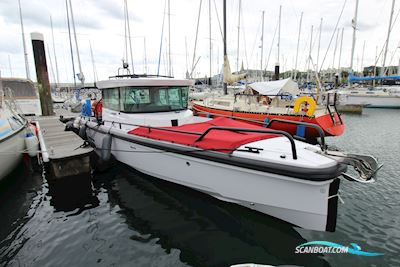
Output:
[0, 88, 27, 181]
[192, 78, 344, 140]
[0, 78, 42, 116]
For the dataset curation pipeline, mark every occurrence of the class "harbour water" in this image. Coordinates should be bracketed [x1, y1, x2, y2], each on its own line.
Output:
[0, 109, 399, 267]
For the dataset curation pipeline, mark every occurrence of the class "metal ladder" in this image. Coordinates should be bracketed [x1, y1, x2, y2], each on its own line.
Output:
[325, 92, 343, 125]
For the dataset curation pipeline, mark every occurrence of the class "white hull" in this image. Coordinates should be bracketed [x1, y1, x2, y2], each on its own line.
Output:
[0, 127, 25, 181]
[15, 99, 42, 115]
[86, 124, 338, 231]
[338, 90, 400, 108]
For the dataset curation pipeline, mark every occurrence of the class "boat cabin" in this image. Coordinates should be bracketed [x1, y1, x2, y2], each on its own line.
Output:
[98, 78, 193, 113]
[97, 77, 201, 128]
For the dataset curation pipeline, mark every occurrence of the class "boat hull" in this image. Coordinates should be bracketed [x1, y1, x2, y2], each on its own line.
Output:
[192, 103, 344, 138]
[0, 126, 26, 181]
[343, 95, 400, 108]
[85, 123, 340, 231]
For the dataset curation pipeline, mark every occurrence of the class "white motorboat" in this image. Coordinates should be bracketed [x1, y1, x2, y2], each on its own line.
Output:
[336, 86, 400, 108]
[1, 78, 42, 116]
[79, 75, 381, 232]
[0, 88, 27, 181]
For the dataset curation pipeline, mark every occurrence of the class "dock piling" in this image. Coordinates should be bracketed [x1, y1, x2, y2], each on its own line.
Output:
[31, 32, 54, 116]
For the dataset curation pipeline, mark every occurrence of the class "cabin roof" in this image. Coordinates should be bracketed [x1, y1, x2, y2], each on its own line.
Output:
[97, 77, 194, 89]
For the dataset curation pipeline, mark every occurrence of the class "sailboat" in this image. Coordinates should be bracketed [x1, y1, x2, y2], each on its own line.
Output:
[338, 0, 400, 108]
[192, 4, 344, 141]
[0, 88, 27, 181]
[337, 74, 400, 108]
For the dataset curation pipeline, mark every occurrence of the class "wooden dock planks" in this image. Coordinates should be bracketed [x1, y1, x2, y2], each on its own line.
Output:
[36, 116, 93, 179]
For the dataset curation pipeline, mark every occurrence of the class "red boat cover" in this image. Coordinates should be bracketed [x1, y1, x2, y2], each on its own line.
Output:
[128, 117, 277, 153]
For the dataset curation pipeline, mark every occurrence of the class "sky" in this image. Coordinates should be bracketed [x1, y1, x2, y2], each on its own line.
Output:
[0, 0, 399, 84]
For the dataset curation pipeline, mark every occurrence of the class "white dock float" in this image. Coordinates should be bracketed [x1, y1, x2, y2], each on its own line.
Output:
[36, 117, 93, 179]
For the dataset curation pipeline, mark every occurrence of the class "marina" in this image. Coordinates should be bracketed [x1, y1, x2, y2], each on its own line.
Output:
[0, 109, 399, 267]
[1, 0, 400, 266]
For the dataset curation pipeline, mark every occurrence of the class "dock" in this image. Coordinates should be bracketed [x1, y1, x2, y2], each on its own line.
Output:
[337, 104, 363, 114]
[35, 115, 93, 179]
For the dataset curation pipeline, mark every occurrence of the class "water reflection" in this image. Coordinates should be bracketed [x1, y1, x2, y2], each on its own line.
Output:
[100, 163, 330, 267]
[0, 162, 42, 265]
[47, 175, 99, 213]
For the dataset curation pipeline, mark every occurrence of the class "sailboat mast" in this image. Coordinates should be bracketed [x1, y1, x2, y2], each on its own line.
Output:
[18, 0, 30, 80]
[47, 44, 57, 88]
[185, 36, 188, 75]
[360, 40, 365, 73]
[350, 0, 359, 74]
[373, 46, 377, 86]
[65, 0, 76, 88]
[331, 30, 339, 81]
[382, 0, 395, 76]
[260, 10, 265, 78]
[144, 37, 148, 74]
[89, 41, 97, 84]
[157, 0, 167, 76]
[293, 11, 303, 80]
[277, 6, 281, 65]
[338, 28, 344, 80]
[236, 0, 241, 73]
[316, 18, 323, 72]
[68, 0, 84, 87]
[168, 0, 172, 76]
[8, 55, 13, 77]
[50, 16, 60, 85]
[275, 5, 281, 80]
[223, 0, 227, 94]
[125, 0, 135, 74]
[307, 25, 313, 83]
[209, 0, 212, 85]
[190, 0, 202, 78]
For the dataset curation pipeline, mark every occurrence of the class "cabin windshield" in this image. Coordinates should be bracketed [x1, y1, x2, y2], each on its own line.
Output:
[103, 86, 189, 113]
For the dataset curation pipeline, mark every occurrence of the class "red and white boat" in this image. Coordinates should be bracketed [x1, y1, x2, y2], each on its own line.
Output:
[192, 78, 344, 141]
[78, 75, 381, 232]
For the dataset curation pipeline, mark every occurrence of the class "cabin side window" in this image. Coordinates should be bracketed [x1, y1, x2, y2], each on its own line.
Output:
[119, 86, 189, 113]
[103, 88, 120, 111]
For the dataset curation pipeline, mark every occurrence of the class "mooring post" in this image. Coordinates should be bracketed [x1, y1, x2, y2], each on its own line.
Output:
[31, 32, 54, 116]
